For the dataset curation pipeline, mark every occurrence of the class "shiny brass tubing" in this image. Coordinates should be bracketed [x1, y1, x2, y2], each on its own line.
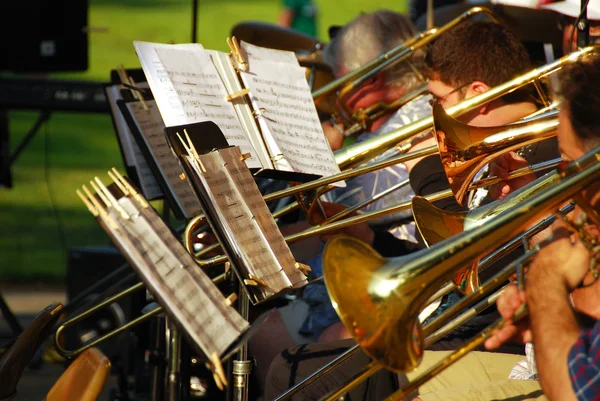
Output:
[55, 272, 227, 358]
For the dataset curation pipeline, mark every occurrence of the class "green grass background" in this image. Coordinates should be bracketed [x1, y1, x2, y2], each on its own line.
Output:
[1, 0, 408, 284]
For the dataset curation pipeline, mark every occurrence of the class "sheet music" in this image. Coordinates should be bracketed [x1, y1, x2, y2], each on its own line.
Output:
[240, 41, 300, 66]
[239, 58, 344, 185]
[210, 51, 273, 170]
[106, 84, 164, 199]
[98, 193, 248, 359]
[125, 100, 202, 218]
[189, 147, 306, 301]
[134, 41, 261, 169]
[220, 149, 307, 288]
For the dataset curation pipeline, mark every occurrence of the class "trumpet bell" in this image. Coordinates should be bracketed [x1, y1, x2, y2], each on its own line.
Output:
[323, 236, 424, 372]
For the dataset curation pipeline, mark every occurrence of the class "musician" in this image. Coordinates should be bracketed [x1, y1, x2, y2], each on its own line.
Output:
[263, 20, 549, 401]
[405, 55, 600, 401]
[249, 10, 431, 394]
[483, 56, 600, 401]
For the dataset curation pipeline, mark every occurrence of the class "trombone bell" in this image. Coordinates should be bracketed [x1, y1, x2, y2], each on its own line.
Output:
[432, 100, 558, 205]
[323, 236, 424, 372]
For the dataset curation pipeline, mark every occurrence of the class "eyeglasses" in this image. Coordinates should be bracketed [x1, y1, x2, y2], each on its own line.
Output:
[428, 81, 472, 107]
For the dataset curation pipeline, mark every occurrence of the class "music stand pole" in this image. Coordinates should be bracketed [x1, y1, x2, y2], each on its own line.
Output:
[166, 318, 182, 401]
[577, 0, 590, 48]
[232, 290, 251, 401]
[191, 0, 198, 43]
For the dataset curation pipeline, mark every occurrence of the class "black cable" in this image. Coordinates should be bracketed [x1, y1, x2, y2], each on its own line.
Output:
[569, 0, 591, 53]
[44, 119, 68, 272]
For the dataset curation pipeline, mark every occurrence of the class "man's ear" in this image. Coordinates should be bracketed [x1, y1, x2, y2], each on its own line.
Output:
[469, 81, 491, 113]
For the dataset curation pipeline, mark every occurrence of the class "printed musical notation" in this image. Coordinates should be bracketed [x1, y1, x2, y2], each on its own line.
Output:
[126, 100, 201, 217]
[239, 58, 343, 183]
[134, 41, 260, 169]
[220, 150, 307, 287]
[135, 40, 343, 179]
[105, 84, 164, 200]
[240, 41, 300, 66]
[98, 192, 248, 359]
[189, 147, 307, 301]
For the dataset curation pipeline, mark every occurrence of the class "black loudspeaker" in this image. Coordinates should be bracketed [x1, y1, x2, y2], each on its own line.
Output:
[0, 0, 89, 73]
[65, 246, 142, 367]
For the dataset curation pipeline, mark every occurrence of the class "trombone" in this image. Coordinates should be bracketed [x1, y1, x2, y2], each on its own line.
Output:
[54, 272, 228, 358]
[273, 202, 570, 401]
[188, 102, 561, 267]
[62, 70, 566, 358]
[186, 45, 599, 266]
[319, 143, 600, 397]
[312, 7, 496, 136]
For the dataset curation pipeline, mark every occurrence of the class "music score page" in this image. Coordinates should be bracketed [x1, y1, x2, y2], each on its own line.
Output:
[134, 41, 261, 169]
[239, 41, 344, 185]
[98, 194, 248, 359]
[125, 100, 202, 218]
[188, 147, 307, 302]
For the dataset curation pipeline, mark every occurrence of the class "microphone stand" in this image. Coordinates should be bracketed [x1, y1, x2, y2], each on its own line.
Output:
[577, 0, 590, 48]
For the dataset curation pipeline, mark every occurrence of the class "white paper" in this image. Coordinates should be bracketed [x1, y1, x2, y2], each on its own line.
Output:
[99, 194, 249, 359]
[189, 148, 307, 301]
[240, 41, 300, 66]
[105, 83, 163, 199]
[134, 41, 261, 169]
[126, 100, 202, 218]
[240, 58, 344, 185]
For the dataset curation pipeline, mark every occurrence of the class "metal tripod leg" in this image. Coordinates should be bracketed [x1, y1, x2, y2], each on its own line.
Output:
[165, 318, 182, 401]
[232, 290, 250, 401]
[150, 315, 166, 401]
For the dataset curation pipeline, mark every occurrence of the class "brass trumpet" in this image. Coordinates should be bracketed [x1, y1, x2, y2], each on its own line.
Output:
[322, 143, 600, 374]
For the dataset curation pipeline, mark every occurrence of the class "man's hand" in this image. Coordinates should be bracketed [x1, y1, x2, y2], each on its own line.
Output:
[485, 284, 532, 350]
[489, 152, 535, 200]
[309, 201, 375, 245]
[527, 224, 591, 293]
[322, 120, 345, 151]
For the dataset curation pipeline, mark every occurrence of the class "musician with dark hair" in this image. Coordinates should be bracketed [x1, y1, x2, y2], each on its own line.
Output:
[406, 20, 551, 210]
[482, 56, 600, 401]
[399, 55, 600, 401]
[262, 20, 558, 401]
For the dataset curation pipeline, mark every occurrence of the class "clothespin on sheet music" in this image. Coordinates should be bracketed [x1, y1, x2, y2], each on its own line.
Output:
[224, 292, 237, 307]
[244, 274, 273, 292]
[110, 167, 150, 209]
[224, 88, 250, 102]
[116, 64, 128, 85]
[91, 177, 130, 220]
[128, 76, 149, 111]
[177, 129, 207, 173]
[295, 262, 312, 276]
[227, 36, 248, 72]
[207, 352, 227, 391]
[115, 65, 148, 111]
[78, 185, 119, 230]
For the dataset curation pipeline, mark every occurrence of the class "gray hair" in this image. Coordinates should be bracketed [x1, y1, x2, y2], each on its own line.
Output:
[323, 10, 424, 91]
